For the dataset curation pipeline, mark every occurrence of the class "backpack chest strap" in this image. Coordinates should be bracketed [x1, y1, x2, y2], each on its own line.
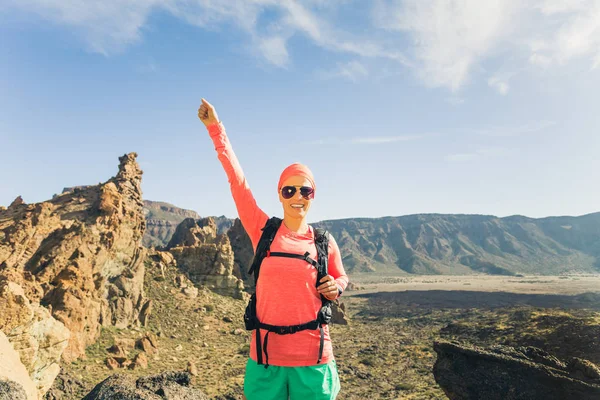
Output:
[266, 251, 318, 268]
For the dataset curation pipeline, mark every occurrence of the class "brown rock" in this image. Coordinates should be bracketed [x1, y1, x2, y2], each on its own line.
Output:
[157, 251, 175, 266]
[175, 275, 188, 288]
[0, 153, 148, 367]
[106, 345, 128, 358]
[136, 333, 158, 355]
[145, 332, 159, 349]
[139, 300, 152, 327]
[227, 218, 254, 287]
[113, 338, 135, 352]
[187, 361, 198, 377]
[131, 352, 148, 370]
[182, 287, 198, 298]
[105, 357, 119, 370]
[331, 300, 349, 325]
[168, 218, 245, 299]
[8, 196, 25, 208]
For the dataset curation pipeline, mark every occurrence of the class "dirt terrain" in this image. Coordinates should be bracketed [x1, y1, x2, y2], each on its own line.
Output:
[56, 272, 600, 399]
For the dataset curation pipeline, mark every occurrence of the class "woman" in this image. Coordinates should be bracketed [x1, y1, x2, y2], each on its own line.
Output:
[198, 98, 349, 400]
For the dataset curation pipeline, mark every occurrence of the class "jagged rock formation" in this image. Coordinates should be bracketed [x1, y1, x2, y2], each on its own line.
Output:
[82, 372, 209, 400]
[0, 153, 150, 396]
[143, 200, 234, 249]
[433, 340, 600, 400]
[143, 201, 200, 249]
[226, 218, 254, 287]
[0, 330, 38, 400]
[167, 218, 245, 299]
[331, 300, 349, 325]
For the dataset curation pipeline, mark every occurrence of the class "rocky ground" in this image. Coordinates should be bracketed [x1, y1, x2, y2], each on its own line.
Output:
[54, 265, 600, 399]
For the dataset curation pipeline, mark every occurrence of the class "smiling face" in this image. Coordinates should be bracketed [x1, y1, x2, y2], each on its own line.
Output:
[278, 175, 314, 220]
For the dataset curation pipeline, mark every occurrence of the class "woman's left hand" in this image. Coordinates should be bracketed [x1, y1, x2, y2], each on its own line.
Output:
[317, 275, 339, 301]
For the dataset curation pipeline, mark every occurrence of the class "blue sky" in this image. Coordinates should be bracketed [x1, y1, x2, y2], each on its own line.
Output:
[1, 0, 599, 223]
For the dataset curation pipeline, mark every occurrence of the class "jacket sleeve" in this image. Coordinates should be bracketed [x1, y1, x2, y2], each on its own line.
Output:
[206, 121, 268, 250]
[327, 234, 349, 298]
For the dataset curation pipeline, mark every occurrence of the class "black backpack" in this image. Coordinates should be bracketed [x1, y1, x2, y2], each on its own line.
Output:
[243, 217, 333, 368]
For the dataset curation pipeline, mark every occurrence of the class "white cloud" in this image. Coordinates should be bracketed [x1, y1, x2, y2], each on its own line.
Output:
[473, 120, 557, 137]
[445, 147, 510, 162]
[529, 53, 553, 68]
[319, 61, 369, 82]
[258, 36, 290, 67]
[4, 0, 600, 91]
[487, 76, 510, 95]
[373, 0, 521, 91]
[373, 0, 600, 91]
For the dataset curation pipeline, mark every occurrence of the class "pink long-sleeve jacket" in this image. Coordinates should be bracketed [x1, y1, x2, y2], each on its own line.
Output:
[207, 121, 349, 367]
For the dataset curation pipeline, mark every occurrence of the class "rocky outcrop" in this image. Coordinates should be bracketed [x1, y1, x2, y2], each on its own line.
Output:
[0, 330, 38, 400]
[331, 300, 349, 325]
[43, 370, 87, 400]
[433, 340, 600, 400]
[143, 201, 201, 249]
[0, 153, 149, 389]
[82, 372, 209, 400]
[167, 218, 245, 299]
[226, 218, 254, 288]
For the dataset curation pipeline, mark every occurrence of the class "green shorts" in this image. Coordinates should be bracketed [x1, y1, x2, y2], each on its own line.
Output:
[244, 358, 340, 400]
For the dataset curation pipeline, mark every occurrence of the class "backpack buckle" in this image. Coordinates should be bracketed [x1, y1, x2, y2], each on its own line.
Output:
[266, 250, 271, 257]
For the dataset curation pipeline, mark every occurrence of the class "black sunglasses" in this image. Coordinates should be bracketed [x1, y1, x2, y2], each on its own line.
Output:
[281, 185, 314, 200]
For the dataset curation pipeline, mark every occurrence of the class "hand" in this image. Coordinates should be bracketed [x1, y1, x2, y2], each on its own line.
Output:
[317, 275, 339, 301]
[197, 98, 220, 127]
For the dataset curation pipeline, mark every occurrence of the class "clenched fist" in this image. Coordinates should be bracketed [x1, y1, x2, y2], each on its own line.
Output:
[197, 98, 220, 127]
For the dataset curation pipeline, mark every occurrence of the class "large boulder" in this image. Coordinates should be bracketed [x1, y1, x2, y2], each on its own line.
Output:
[0, 330, 38, 400]
[82, 372, 209, 400]
[167, 218, 245, 299]
[433, 340, 600, 400]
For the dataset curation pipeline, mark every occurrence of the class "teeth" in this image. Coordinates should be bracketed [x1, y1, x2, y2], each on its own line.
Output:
[291, 204, 304, 208]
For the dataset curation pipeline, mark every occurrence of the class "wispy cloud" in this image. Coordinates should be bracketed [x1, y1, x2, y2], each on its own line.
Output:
[372, 0, 600, 91]
[302, 133, 428, 146]
[445, 147, 511, 162]
[473, 120, 557, 137]
[5, 0, 600, 92]
[351, 134, 426, 144]
[318, 61, 369, 82]
[445, 96, 466, 106]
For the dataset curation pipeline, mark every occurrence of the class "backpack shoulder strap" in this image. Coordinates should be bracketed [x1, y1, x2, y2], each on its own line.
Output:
[248, 217, 282, 284]
[312, 227, 330, 280]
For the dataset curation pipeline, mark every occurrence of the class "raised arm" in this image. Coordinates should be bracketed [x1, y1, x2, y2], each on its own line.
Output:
[198, 99, 268, 249]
